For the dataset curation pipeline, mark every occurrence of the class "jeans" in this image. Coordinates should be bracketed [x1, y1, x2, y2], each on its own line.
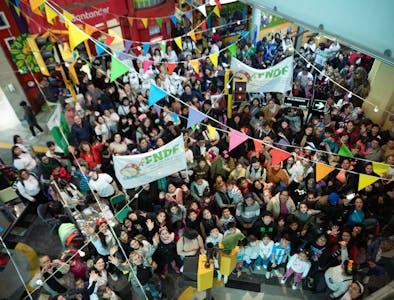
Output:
[244, 256, 262, 269]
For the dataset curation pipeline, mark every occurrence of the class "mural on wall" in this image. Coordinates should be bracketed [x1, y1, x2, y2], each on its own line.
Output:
[133, 0, 166, 9]
[10, 34, 40, 74]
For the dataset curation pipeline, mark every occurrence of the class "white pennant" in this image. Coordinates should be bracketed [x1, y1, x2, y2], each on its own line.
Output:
[198, 4, 207, 17]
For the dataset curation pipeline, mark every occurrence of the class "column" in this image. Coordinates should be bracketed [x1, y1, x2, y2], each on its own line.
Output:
[250, 6, 261, 46]
[363, 60, 394, 130]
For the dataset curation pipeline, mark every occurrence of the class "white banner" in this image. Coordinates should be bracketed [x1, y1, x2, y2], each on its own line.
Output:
[113, 135, 187, 189]
[230, 56, 294, 93]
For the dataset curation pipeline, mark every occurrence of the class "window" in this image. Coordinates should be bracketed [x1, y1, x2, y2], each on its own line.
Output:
[0, 12, 10, 30]
[4, 37, 15, 51]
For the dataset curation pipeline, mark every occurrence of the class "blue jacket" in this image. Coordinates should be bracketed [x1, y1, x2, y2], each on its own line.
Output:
[70, 120, 92, 146]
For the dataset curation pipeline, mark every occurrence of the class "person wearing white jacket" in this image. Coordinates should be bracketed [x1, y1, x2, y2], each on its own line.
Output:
[15, 169, 46, 203]
[258, 235, 274, 269]
[281, 250, 311, 290]
[243, 235, 262, 271]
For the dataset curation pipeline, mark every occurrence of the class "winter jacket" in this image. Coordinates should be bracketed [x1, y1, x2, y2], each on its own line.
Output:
[324, 264, 353, 298]
[286, 254, 311, 278]
[266, 193, 296, 219]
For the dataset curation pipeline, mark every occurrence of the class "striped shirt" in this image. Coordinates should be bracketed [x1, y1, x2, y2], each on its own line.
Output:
[271, 242, 291, 265]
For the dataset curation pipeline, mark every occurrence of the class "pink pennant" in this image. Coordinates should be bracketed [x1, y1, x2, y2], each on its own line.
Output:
[271, 148, 292, 165]
[143, 60, 153, 73]
[229, 129, 248, 152]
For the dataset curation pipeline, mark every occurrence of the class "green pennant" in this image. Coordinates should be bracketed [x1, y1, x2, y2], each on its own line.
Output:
[110, 55, 129, 82]
[338, 143, 354, 158]
[228, 43, 237, 57]
[156, 18, 163, 27]
[160, 41, 166, 54]
[5, 0, 9, 6]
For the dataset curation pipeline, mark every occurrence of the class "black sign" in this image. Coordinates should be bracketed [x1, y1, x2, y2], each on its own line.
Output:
[312, 99, 327, 112]
[284, 96, 310, 109]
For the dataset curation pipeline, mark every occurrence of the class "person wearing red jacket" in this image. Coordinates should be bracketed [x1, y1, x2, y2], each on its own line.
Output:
[79, 141, 104, 170]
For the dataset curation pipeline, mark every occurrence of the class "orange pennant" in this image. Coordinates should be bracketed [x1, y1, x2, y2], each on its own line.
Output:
[85, 24, 97, 36]
[315, 162, 335, 182]
[271, 148, 291, 165]
[128, 17, 133, 27]
[141, 18, 148, 28]
[167, 62, 177, 74]
[254, 140, 263, 154]
[190, 59, 199, 74]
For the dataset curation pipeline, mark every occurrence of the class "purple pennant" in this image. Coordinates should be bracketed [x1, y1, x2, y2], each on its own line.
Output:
[187, 108, 207, 128]
[184, 11, 192, 20]
[124, 40, 132, 53]
[117, 52, 129, 61]
[153, 104, 161, 116]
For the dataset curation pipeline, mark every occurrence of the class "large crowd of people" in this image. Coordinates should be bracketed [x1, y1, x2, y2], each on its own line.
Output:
[1, 20, 394, 300]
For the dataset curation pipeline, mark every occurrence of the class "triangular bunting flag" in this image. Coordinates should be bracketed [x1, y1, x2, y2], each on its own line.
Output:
[372, 162, 390, 175]
[184, 11, 192, 21]
[15, 0, 20, 7]
[110, 56, 129, 82]
[229, 130, 248, 152]
[148, 84, 168, 106]
[228, 43, 237, 57]
[209, 53, 218, 67]
[187, 108, 206, 128]
[315, 162, 335, 182]
[240, 31, 249, 39]
[44, 3, 57, 24]
[207, 125, 216, 140]
[338, 144, 354, 158]
[68, 22, 89, 51]
[85, 24, 97, 36]
[104, 34, 115, 46]
[172, 112, 180, 124]
[153, 104, 161, 116]
[63, 11, 74, 26]
[124, 40, 132, 53]
[170, 15, 178, 25]
[254, 140, 263, 154]
[189, 31, 196, 42]
[128, 17, 133, 27]
[201, 20, 207, 30]
[30, 0, 44, 15]
[95, 41, 106, 56]
[167, 62, 177, 74]
[213, 6, 220, 17]
[190, 59, 199, 74]
[141, 18, 148, 28]
[174, 37, 183, 50]
[108, 29, 123, 45]
[160, 42, 166, 54]
[143, 43, 150, 55]
[271, 148, 292, 165]
[197, 4, 207, 17]
[5, 0, 10, 7]
[358, 174, 379, 191]
[143, 60, 153, 72]
[214, 0, 222, 10]
[117, 52, 129, 61]
[15, 7, 21, 16]
[156, 18, 162, 27]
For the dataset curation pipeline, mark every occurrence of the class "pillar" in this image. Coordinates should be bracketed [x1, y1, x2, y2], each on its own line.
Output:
[363, 60, 394, 130]
[250, 7, 261, 46]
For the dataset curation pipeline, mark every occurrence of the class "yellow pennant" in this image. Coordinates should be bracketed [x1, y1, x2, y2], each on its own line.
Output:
[358, 174, 379, 191]
[44, 4, 57, 25]
[174, 36, 183, 50]
[141, 18, 148, 28]
[372, 161, 390, 176]
[68, 62, 80, 85]
[63, 11, 74, 27]
[189, 31, 196, 42]
[209, 53, 218, 67]
[190, 59, 200, 74]
[58, 43, 72, 61]
[108, 29, 123, 45]
[15, 7, 21, 16]
[68, 21, 89, 51]
[207, 125, 216, 140]
[30, 0, 44, 15]
[213, 6, 221, 17]
[315, 162, 335, 182]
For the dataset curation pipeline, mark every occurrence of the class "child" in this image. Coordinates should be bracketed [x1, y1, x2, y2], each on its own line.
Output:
[223, 221, 241, 237]
[206, 227, 224, 280]
[258, 234, 274, 270]
[232, 239, 247, 278]
[280, 249, 311, 290]
[243, 235, 262, 272]
[266, 234, 291, 279]
[219, 207, 236, 232]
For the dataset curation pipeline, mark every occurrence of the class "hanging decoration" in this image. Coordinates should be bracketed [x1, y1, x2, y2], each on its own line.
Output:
[174, 37, 183, 50]
[143, 43, 150, 55]
[213, 6, 221, 17]
[167, 63, 177, 74]
[190, 59, 199, 73]
[189, 31, 196, 42]
[141, 18, 148, 28]
[156, 18, 163, 27]
[148, 84, 168, 106]
[372, 162, 390, 176]
[315, 162, 335, 182]
[338, 144, 354, 158]
[358, 174, 380, 191]
[229, 130, 248, 152]
[68, 22, 89, 50]
[197, 4, 207, 17]
[29, 0, 44, 16]
[228, 43, 237, 57]
[110, 56, 129, 82]
[271, 148, 292, 165]
[187, 108, 207, 128]
[143, 60, 153, 72]
[44, 3, 57, 24]
[209, 53, 218, 67]
[170, 15, 178, 25]
[207, 125, 216, 140]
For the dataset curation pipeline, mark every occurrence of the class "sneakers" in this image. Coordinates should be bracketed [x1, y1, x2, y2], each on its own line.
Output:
[292, 282, 299, 290]
[273, 269, 281, 277]
[280, 277, 287, 285]
[265, 271, 271, 279]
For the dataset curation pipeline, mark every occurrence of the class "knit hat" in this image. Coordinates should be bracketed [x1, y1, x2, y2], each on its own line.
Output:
[328, 192, 340, 205]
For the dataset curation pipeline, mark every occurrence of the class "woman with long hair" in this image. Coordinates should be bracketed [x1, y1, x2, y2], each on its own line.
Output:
[11, 145, 37, 172]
